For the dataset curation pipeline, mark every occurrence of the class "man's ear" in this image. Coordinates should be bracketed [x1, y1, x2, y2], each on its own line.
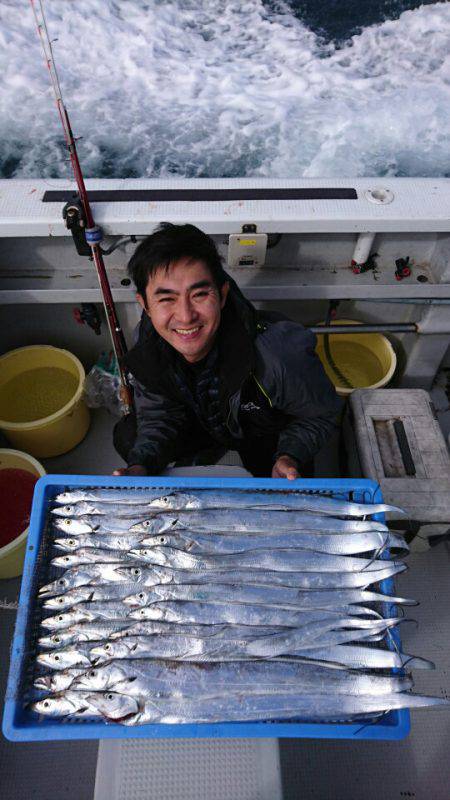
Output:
[220, 281, 230, 309]
[136, 293, 149, 315]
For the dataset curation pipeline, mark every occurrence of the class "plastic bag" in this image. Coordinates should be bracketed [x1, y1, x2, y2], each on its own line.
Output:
[83, 351, 122, 416]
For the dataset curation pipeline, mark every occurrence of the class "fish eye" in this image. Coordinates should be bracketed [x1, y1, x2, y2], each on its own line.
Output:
[105, 644, 111, 651]
[106, 693, 114, 701]
[58, 615, 64, 621]
[63, 557, 70, 562]
[89, 669, 97, 677]
[58, 579, 65, 586]
[159, 536, 165, 544]
[68, 539, 75, 545]
[57, 597, 64, 604]
[64, 520, 71, 527]
[43, 700, 50, 707]
[132, 568, 140, 576]
[144, 521, 150, 528]
[53, 636, 60, 643]
[54, 655, 60, 661]
[139, 610, 145, 617]
[138, 593, 145, 599]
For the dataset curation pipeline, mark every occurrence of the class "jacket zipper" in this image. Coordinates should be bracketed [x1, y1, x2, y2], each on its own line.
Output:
[226, 373, 273, 431]
[252, 374, 273, 408]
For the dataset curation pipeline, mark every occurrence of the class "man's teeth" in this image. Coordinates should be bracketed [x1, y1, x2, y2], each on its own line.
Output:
[175, 327, 200, 335]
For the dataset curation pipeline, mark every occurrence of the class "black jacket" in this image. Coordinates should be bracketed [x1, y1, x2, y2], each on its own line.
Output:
[123, 280, 342, 472]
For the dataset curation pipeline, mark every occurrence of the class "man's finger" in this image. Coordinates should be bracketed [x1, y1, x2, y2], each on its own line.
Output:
[112, 469, 124, 476]
[286, 468, 298, 480]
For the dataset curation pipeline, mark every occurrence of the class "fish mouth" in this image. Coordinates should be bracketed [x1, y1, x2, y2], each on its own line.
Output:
[114, 566, 139, 579]
[122, 595, 140, 607]
[85, 695, 139, 723]
[33, 676, 51, 690]
[38, 584, 57, 597]
[109, 712, 139, 723]
[128, 610, 145, 620]
[53, 540, 73, 551]
[36, 654, 55, 667]
[129, 521, 157, 533]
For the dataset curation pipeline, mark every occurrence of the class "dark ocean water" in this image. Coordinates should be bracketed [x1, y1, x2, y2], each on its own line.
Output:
[285, 0, 438, 43]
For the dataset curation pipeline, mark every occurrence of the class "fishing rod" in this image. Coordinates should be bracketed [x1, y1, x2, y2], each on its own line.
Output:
[30, 0, 133, 413]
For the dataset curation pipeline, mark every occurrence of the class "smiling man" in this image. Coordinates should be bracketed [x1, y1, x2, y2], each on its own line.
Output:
[113, 223, 342, 478]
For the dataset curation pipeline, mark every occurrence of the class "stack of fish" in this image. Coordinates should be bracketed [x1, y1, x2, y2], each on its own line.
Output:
[31, 488, 448, 725]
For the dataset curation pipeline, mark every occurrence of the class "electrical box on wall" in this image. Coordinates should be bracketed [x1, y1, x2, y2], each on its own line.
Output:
[227, 228, 268, 267]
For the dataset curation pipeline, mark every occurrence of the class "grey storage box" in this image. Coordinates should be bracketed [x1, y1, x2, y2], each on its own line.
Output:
[346, 389, 450, 550]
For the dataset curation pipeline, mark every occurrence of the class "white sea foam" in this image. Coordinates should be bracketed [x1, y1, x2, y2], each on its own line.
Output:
[0, 0, 449, 178]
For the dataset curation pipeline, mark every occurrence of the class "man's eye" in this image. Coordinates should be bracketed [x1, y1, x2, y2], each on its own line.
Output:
[159, 297, 174, 304]
[193, 291, 208, 299]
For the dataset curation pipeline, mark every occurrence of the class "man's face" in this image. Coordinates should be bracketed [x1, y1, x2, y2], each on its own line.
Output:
[139, 258, 229, 363]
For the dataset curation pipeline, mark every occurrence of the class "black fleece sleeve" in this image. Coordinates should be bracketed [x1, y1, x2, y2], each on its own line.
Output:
[256, 324, 343, 467]
[127, 378, 190, 474]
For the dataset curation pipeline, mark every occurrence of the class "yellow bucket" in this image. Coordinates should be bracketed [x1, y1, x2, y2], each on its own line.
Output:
[0, 345, 90, 457]
[0, 449, 46, 578]
[315, 319, 397, 397]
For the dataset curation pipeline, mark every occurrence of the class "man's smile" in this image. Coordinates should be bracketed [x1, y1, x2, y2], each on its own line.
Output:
[173, 326, 202, 339]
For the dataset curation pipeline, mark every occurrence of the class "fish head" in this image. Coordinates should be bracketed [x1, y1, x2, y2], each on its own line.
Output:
[51, 504, 80, 517]
[128, 606, 159, 621]
[53, 537, 81, 552]
[52, 553, 82, 568]
[90, 639, 130, 662]
[127, 548, 164, 565]
[41, 609, 85, 630]
[129, 516, 178, 534]
[32, 694, 89, 717]
[38, 630, 75, 649]
[36, 648, 91, 670]
[123, 590, 151, 607]
[129, 518, 158, 533]
[43, 587, 92, 609]
[54, 518, 93, 534]
[55, 491, 84, 504]
[113, 565, 143, 582]
[35, 670, 80, 692]
[85, 691, 140, 722]
[148, 492, 196, 510]
[72, 665, 114, 691]
[140, 534, 173, 547]
[38, 574, 73, 597]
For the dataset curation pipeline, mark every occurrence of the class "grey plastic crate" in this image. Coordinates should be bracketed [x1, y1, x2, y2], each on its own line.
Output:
[347, 389, 450, 548]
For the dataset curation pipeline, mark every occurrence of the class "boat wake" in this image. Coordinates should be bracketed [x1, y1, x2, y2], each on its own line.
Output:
[0, 0, 449, 178]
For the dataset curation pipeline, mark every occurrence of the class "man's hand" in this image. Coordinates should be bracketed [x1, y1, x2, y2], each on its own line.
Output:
[112, 465, 147, 477]
[272, 455, 299, 480]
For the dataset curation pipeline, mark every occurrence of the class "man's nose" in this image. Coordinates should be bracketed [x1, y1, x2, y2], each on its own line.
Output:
[176, 295, 198, 323]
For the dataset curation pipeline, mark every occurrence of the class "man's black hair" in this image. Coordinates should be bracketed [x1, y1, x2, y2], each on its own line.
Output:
[127, 223, 228, 306]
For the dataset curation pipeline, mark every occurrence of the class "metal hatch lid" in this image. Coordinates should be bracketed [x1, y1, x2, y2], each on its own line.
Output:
[0, 177, 449, 235]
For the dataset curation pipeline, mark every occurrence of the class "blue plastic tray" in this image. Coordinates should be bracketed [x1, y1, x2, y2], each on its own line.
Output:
[3, 475, 410, 741]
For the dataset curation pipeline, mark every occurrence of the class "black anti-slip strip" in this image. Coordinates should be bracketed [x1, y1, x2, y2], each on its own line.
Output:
[42, 188, 358, 203]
